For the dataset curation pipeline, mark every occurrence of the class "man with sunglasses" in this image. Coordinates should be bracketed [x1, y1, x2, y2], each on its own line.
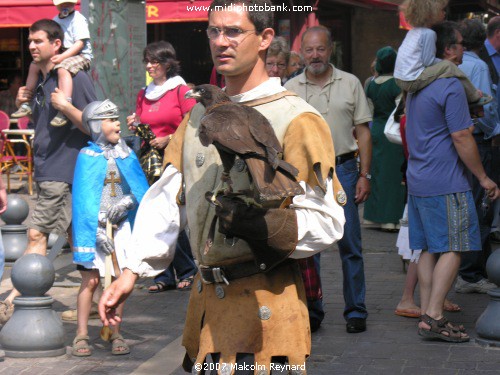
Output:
[285, 26, 372, 334]
[0, 19, 95, 323]
[407, 21, 499, 343]
[100, 0, 346, 372]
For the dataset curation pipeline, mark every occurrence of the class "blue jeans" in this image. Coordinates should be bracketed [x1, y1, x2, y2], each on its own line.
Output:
[336, 158, 368, 320]
[154, 230, 196, 286]
[310, 158, 368, 322]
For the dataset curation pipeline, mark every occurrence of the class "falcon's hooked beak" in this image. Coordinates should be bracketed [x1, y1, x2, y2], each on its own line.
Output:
[184, 89, 201, 100]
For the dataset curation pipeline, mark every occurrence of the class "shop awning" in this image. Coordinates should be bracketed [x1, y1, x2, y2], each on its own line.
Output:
[0, 0, 211, 28]
[147, 0, 211, 23]
[0, 0, 66, 28]
[331, 0, 401, 10]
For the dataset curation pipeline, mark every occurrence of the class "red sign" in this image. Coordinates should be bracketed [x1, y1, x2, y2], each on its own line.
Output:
[147, 0, 211, 23]
[0, 0, 72, 28]
[0, 0, 211, 28]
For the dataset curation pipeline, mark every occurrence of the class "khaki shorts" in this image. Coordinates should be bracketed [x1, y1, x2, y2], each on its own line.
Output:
[54, 54, 91, 76]
[30, 181, 72, 237]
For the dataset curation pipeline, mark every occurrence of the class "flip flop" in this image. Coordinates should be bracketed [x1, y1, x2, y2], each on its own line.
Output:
[395, 308, 421, 318]
[444, 300, 461, 312]
[148, 282, 176, 293]
[177, 275, 195, 291]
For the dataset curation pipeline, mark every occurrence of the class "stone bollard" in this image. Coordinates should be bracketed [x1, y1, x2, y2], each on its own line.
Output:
[0, 194, 29, 264]
[0, 254, 65, 357]
[475, 249, 500, 347]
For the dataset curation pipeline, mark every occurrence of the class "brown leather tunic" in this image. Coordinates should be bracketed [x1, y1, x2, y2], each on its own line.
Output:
[164, 92, 343, 375]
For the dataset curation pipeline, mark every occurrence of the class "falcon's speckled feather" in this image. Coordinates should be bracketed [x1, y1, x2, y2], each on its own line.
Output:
[185, 84, 304, 203]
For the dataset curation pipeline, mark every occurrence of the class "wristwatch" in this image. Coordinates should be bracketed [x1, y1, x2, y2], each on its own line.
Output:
[359, 171, 372, 180]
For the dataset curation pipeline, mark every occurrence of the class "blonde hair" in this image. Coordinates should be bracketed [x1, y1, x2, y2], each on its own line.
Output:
[401, 0, 448, 28]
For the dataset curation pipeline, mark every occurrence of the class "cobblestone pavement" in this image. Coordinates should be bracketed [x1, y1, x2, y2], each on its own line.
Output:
[0, 183, 499, 374]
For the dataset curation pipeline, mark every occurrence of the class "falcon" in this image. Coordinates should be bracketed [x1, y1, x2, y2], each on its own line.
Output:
[185, 84, 304, 204]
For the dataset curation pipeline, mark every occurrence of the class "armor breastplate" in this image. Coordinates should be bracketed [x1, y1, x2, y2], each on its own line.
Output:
[183, 96, 321, 266]
[100, 158, 130, 211]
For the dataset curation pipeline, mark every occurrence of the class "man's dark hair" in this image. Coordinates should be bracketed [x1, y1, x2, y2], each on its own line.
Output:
[433, 21, 460, 59]
[143, 41, 180, 79]
[29, 19, 64, 45]
[208, 0, 274, 33]
[459, 19, 486, 51]
[487, 16, 500, 38]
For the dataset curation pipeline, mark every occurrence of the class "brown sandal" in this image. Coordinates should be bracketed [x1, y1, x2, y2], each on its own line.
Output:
[418, 314, 469, 343]
[419, 314, 465, 332]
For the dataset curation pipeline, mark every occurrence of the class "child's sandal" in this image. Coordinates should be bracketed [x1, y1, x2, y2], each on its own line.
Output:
[110, 333, 130, 355]
[72, 335, 91, 357]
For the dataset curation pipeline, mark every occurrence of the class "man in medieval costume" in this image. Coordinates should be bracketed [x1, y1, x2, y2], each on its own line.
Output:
[99, 1, 346, 373]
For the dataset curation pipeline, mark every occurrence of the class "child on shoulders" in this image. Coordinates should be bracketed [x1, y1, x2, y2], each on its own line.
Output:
[12, 0, 93, 127]
[394, 0, 490, 106]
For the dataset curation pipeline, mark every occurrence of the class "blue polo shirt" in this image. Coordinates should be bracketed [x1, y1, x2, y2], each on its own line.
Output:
[406, 78, 473, 197]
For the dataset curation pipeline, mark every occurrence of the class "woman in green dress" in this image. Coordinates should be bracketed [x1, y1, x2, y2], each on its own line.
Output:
[364, 46, 406, 231]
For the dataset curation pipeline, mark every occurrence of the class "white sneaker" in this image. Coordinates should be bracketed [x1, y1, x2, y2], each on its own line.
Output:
[455, 276, 497, 294]
[11, 103, 32, 118]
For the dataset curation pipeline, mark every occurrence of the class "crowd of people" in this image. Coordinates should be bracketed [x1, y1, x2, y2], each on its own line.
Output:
[0, 0, 499, 371]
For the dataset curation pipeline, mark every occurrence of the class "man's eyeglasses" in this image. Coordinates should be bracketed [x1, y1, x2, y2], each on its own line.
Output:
[206, 26, 256, 41]
[266, 62, 287, 70]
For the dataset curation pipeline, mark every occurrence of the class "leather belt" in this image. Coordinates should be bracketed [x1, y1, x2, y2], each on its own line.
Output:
[335, 151, 356, 165]
[199, 260, 262, 284]
[199, 259, 293, 284]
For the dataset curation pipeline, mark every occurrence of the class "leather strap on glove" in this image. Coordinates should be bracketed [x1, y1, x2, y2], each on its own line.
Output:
[207, 192, 298, 272]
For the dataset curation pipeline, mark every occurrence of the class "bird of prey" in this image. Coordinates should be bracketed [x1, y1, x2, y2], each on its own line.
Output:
[185, 84, 304, 204]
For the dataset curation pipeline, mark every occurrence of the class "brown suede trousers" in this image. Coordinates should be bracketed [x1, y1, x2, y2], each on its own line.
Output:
[182, 261, 310, 375]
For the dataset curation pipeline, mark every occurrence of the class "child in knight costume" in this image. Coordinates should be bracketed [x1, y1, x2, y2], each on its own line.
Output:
[71, 100, 149, 356]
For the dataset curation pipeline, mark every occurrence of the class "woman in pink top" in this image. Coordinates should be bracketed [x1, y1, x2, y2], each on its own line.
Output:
[127, 41, 197, 292]
[127, 41, 196, 155]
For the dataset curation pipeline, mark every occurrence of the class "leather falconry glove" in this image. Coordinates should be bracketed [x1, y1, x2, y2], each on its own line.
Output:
[96, 226, 115, 255]
[107, 195, 136, 225]
[206, 192, 298, 272]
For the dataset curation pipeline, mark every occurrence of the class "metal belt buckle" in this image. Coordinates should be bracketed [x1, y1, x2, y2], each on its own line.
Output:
[212, 267, 230, 285]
